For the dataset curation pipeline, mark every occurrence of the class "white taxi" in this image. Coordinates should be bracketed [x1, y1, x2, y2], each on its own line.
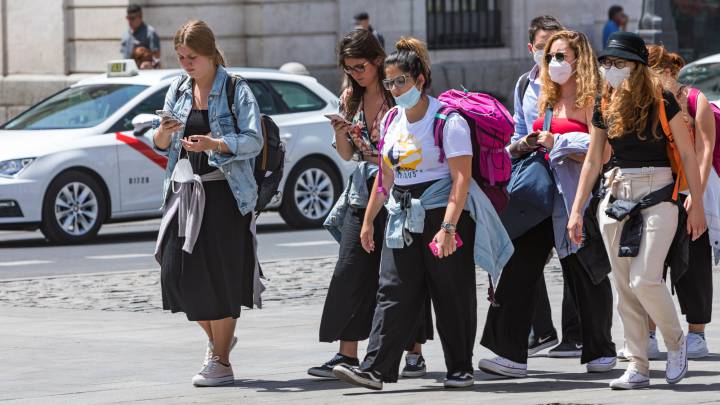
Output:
[0, 60, 354, 243]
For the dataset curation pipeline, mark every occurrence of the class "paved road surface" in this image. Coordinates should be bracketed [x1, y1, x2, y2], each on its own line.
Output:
[0, 213, 338, 279]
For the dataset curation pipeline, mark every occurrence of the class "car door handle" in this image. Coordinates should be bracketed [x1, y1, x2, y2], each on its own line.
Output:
[280, 133, 292, 140]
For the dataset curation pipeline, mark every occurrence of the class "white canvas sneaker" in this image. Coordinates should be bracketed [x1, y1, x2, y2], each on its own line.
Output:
[586, 356, 617, 373]
[609, 367, 650, 390]
[192, 356, 235, 387]
[202, 336, 238, 371]
[666, 335, 688, 384]
[686, 332, 709, 359]
[478, 356, 527, 378]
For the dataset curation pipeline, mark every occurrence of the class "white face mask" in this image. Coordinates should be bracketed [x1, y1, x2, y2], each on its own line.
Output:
[600, 66, 631, 88]
[533, 50, 544, 66]
[548, 59, 574, 85]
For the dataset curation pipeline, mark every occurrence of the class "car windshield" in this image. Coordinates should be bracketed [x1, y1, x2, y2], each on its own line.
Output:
[679, 62, 720, 102]
[2, 84, 147, 130]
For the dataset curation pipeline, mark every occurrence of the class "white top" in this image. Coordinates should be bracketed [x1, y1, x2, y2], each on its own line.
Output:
[381, 96, 472, 186]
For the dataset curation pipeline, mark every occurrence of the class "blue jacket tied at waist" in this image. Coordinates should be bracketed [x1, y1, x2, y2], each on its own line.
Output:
[323, 161, 379, 242]
[384, 177, 513, 284]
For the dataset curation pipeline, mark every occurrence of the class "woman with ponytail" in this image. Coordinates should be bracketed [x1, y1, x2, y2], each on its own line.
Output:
[310, 29, 433, 380]
[152, 20, 263, 387]
[333, 37, 511, 390]
[615, 44, 716, 361]
[568, 32, 706, 389]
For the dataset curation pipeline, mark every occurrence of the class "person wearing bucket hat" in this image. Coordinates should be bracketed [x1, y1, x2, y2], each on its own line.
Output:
[568, 31, 708, 389]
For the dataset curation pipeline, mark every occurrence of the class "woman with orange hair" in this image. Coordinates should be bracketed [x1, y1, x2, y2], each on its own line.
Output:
[479, 30, 617, 379]
[569, 32, 706, 389]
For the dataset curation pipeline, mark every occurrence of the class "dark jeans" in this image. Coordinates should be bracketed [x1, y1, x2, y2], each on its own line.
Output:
[361, 208, 477, 382]
[481, 218, 616, 364]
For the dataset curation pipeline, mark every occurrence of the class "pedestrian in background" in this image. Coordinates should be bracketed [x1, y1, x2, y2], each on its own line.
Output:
[152, 20, 263, 387]
[310, 29, 433, 381]
[354, 12, 385, 48]
[121, 4, 161, 60]
[569, 31, 706, 390]
[602, 5, 628, 48]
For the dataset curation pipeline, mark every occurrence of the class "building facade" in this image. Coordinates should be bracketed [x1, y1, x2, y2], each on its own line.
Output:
[0, 0, 651, 122]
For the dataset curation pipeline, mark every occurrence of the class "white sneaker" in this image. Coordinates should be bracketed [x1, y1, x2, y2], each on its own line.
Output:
[666, 335, 688, 384]
[202, 336, 238, 371]
[478, 356, 527, 378]
[587, 356, 617, 373]
[192, 356, 234, 387]
[617, 333, 662, 361]
[686, 332, 709, 359]
[609, 367, 650, 390]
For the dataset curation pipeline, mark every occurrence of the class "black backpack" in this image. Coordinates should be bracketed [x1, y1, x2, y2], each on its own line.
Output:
[175, 74, 285, 213]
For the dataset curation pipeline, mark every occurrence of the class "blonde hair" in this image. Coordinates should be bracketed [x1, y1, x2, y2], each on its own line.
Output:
[174, 20, 225, 66]
[385, 37, 432, 91]
[601, 63, 664, 140]
[538, 30, 599, 113]
[647, 44, 686, 78]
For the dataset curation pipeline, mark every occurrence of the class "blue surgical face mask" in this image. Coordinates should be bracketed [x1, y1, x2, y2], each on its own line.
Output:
[394, 84, 422, 109]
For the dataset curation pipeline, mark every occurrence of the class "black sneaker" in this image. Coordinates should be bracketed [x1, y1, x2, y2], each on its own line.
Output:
[548, 340, 583, 358]
[528, 331, 559, 356]
[401, 353, 427, 378]
[332, 364, 383, 390]
[307, 353, 359, 378]
[444, 371, 474, 388]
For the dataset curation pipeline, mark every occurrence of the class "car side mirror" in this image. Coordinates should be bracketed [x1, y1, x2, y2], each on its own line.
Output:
[132, 113, 157, 137]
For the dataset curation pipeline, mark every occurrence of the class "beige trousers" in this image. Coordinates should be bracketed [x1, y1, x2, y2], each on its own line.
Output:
[597, 167, 683, 374]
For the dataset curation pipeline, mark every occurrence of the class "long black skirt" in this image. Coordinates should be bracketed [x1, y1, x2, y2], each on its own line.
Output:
[319, 203, 434, 346]
[160, 180, 255, 321]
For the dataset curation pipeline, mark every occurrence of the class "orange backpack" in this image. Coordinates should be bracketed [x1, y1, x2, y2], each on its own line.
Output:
[658, 98, 693, 200]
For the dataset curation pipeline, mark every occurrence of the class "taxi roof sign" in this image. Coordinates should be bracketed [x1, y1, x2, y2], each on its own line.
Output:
[107, 59, 139, 77]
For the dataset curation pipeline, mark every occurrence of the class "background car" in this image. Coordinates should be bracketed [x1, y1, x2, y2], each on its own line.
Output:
[0, 62, 354, 243]
[679, 52, 720, 103]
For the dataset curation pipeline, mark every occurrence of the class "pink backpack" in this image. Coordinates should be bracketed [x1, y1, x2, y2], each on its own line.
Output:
[687, 87, 720, 176]
[379, 90, 513, 213]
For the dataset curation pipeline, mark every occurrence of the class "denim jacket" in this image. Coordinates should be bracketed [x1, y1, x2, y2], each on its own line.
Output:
[323, 161, 378, 242]
[151, 66, 263, 216]
[384, 177, 514, 284]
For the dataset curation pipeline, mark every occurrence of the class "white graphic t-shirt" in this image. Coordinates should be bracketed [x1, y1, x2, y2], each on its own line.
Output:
[380, 96, 472, 186]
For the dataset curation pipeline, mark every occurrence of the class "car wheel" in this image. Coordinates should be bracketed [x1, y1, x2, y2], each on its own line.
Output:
[279, 158, 341, 228]
[40, 171, 106, 244]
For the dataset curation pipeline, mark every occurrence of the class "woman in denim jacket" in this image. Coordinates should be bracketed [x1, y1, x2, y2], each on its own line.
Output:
[309, 29, 433, 380]
[152, 20, 263, 387]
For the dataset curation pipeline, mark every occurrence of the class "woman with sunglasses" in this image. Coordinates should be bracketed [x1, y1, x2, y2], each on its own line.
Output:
[310, 29, 433, 380]
[333, 36, 512, 390]
[568, 32, 707, 389]
[479, 30, 617, 378]
[614, 44, 716, 361]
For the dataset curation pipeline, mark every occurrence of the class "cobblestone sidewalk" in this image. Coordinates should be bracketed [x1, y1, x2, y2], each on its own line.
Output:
[0, 256, 566, 312]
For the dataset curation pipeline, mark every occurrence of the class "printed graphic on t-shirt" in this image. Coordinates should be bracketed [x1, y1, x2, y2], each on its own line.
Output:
[383, 131, 423, 179]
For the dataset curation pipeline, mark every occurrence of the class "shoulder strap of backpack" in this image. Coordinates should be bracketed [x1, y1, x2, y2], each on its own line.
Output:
[174, 75, 189, 102]
[658, 98, 682, 201]
[225, 74, 240, 131]
[517, 72, 531, 109]
[433, 106, 459, 163]
[376, 107, 400, 196]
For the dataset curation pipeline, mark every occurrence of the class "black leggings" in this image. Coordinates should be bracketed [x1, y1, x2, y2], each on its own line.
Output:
[674, 231, 713, 325]
[361, 205, 477, 382]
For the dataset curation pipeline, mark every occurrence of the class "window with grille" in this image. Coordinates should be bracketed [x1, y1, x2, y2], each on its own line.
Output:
[426, 0, 503, 49]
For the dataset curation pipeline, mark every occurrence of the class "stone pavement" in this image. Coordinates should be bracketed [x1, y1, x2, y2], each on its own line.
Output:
[0, 257, 719, 404]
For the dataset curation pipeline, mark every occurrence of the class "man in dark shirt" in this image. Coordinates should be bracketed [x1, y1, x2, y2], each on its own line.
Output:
[120, 4, 161, 61]
[353, 12, 385, 48]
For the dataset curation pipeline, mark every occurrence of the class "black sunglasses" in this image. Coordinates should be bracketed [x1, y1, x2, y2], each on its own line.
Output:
[599, 58, 628, 69]
[343, 61, 369, 75]
[382, 74, 411, 90]
[544, 51, 568, 64]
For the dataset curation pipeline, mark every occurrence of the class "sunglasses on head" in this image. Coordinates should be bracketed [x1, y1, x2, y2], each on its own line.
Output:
[599, 58, 628, 69]
[545, 51, 569, 64]
[382, 74, 411, 90]
[343, 61, 369, 75]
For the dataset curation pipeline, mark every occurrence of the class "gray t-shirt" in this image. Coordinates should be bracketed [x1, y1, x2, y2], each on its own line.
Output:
[120, 23, 160, 59]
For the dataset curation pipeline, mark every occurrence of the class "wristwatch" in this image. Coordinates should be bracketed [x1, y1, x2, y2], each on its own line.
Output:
[440, 221, 457, 234]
